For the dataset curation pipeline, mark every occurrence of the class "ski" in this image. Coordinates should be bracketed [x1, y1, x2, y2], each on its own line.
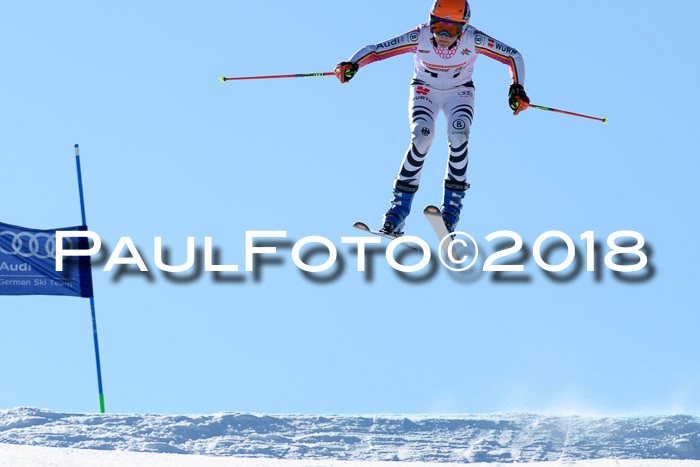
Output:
[423, 205, 457, 260]
[352, 222, 420, 251]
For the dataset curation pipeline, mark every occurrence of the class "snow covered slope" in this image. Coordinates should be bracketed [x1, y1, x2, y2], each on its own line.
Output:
[0, 408, 698, 464]
[1, 444, 699, 467]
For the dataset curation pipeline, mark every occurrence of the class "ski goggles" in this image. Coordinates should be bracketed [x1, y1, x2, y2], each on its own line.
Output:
[430, 17, 464, 37]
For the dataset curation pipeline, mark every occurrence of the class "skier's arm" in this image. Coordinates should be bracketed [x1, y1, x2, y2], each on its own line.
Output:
[474, 30, 529, 114]
[335, 28, 419, 83]
[473, 30, 525, 85]
[349, 28, 419, 68]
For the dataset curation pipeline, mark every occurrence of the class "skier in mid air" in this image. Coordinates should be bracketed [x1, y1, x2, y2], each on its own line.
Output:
[336, 0, 529, 235]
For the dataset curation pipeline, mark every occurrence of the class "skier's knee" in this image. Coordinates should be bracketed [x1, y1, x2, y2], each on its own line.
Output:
[448, 131, 469, 151]
[448, 118, 471, 147]
[411, 126, 435, 153]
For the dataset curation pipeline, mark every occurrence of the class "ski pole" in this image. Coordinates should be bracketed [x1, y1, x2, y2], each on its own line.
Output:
[220, 72, 334, 82]
[528, 104, 608, 123]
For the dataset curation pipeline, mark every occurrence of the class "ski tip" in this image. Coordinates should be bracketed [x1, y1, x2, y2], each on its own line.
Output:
[423, 205, 441, 215]
[602, 117, 608, 124]
[219, 76, 226, 82]
[353, 221, 370, 231]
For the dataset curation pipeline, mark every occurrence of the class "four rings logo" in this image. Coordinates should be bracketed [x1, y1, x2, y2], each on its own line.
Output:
[0, 231, 74, 260]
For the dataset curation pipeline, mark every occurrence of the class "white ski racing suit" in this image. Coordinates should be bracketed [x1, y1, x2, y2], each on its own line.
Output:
[346, 23, 525, 187]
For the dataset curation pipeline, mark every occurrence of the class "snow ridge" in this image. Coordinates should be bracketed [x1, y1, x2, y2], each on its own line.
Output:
[0, 408, 698, 463]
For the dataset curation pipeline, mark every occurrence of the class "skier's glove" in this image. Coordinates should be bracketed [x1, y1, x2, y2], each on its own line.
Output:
[508, 84, 530, 115]
[335, 62, 359, 83]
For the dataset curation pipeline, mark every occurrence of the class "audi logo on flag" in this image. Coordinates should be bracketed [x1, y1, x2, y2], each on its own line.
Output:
[0, 231, 74, 260]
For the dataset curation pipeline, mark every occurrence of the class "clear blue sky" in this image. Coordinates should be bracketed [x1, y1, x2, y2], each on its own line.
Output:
[1, 0, 698, 416]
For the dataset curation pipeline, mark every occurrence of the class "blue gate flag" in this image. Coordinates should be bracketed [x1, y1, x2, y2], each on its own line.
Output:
[0, 222, 93, 298]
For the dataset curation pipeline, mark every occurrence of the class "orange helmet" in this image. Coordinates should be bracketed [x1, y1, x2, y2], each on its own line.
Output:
[430, 0, 471, 24]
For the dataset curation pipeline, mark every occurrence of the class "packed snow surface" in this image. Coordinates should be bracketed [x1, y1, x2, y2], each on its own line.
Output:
[0, 408, 699, 464]
[1, 444, 700, 467]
